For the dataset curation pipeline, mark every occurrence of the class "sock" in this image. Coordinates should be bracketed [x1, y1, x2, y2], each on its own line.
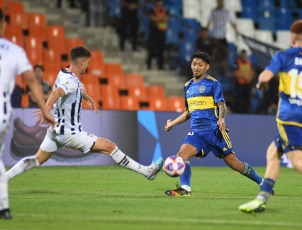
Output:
[241, 163, 263, 185]
[256, 178, 275, 202]
[109, 147, 148, 176]
[5, 156, 40, 181]
[180, 160, 191, 192]
[0, 160, 9, 211]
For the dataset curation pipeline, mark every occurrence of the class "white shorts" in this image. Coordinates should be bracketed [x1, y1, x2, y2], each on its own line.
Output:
[40, 129, 98, 154]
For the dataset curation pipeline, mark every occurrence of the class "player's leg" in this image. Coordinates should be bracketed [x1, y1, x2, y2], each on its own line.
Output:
[6, 148, 53, 181]
[222, 153, 263, 185]
[92, 137, 163, 180]
[239, 141, 281, 213]
[287, 150, 302, 174]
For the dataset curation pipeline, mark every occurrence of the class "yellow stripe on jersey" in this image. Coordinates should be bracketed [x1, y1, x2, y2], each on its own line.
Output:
[206, 76, 217, 81]
[187, 96, 216, 112]
[221, 131, 232, 148]
[277, 123, 289, 146]
[277, 118, 302, 127]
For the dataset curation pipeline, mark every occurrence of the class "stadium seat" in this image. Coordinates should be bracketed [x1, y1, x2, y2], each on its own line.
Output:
[44, 62, 62, 74]
[258, 0, 274, 12]
[120, 96, 139, 111]
[81, 74, 99, 86]
[89, 50, 105, 76]
[65, 38, 84, 53]
[43, 49, 62, 63]
[167, 97, 185, 112]
[254, 30, 273, 44]
[26, 49, 43, 66]
[127, 85, 148, 101]
[276, 30, 292, 49]
[275, 9, 293, 30]
[146, 85, 165, 98]
[125, 74, 144, 86]
[47, 39, 67, 55]
[8, 12, 28, 29]
[81, 81, 101, 108]
[6, 1, 25, 14]
[43, 72, 57, 88]
[100, 85, 120, 110]
[15, 75, 26, 92]
[21, 94, 29, 108]
[224, 0, 242, 12]
[148, 97, 167, 111]
[236, 18, 255, 37]
[5, 33, 23, 47]
[258, 12, 275, 32]
[106, 74, 126, 89]
[5, 25, 23, 38]
[28, 13, 46, 26]
[47, 25, 65, 40]
[28, 25, 47, 41]
[24, 36, 43, 51]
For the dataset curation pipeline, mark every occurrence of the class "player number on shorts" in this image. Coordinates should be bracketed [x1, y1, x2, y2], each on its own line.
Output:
[289, 69, 302, 99]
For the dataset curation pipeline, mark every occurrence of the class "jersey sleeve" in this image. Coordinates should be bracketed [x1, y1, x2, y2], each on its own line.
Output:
[265, 51, 282, 74]
[213, 81, 225, 104]
[57, 76, 78, 95]
[184, 85, 188, 110]
[16, 49, 32, 75]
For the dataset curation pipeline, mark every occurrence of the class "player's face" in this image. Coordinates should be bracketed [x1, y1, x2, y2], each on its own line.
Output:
[191, 58, 209, 79]
[80, 57, 90, 74]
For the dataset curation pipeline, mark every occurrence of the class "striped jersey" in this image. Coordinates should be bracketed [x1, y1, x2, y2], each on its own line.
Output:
[184, 75, 225, 131]
[0, 38, 32, 117]
[266, 47, 302, 126]
[52, 69, 83, 135]
[208, 8, 234, 39]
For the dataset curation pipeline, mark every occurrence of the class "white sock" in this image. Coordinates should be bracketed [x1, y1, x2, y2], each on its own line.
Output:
[0, 160, 9, 211]
[5, 156, 40, 181]
[109, 147, 148, 176]
[181, 185, 191, 192]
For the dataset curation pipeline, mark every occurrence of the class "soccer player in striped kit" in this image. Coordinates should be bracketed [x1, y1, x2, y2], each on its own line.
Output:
[5, 46, 163, 190]
[0, 9, 55, 219]
[239, 20, 302, 213]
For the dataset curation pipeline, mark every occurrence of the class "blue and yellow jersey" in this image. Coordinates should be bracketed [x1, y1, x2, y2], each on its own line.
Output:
[184, 74, 225, 131]
[266, 47, 302, 126]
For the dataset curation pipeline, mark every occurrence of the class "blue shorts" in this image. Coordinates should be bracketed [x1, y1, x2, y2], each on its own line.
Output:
[182, 128, 235, 159]
[274, 123, 302, 154]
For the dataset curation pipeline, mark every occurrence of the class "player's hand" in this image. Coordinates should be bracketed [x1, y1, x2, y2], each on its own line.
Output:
[256, 82, 269, 90]
[87, 100, 98, 114]
[33, 109, 55, 128]
[217, 118, 226, 133]
[165, 119, 173, 132]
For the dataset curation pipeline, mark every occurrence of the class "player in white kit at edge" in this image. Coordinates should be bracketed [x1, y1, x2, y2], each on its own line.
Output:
[0, 8, 55, 219]
[5, 46, 164, 210]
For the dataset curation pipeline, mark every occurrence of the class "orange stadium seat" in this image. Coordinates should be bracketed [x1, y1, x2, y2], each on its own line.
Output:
[47, 25, 65, 40]
[65, 38, 84, 52]
[15, 75, 26, 91]
[28, 25, 47, 41]
[100, 85, 120, 110]
[120, 96, 139, 111]
[146, 85, 165, 98]
[148, 97, 167, 111]
[104, 63, 126, 88]
[81, 82, 101, 108]
[26, 49, 43, 66]
[61, 60, 69, 69]
[89, 50, 105, 76]
[167, 97, 185, 112]
[21, 94, 29, 108]
[0, 0, 6, 11]
[44, 62, 62, 74]
[105, 63, 123, 76]
[125, 74, 144, 86]
[24, 36, 43, 51]
[127, 85, 147, 101]
[43, 49, 62, 63]
[47, 39, 67, 55]
[6, 33, 23, 47]
[81, 74, 99, 86]
[6, 1, 24, 14]
[5, 25, 23, 38]
[28, 13, 46, 26]
[9, 12, 28, 29]
[43, 72, 57, 88]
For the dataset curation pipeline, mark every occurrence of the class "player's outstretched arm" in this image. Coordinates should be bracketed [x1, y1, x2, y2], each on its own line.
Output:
[164, 110, 190, 132]
[217, 101, 227, 133]
[82, 89, 98, 114]
[22, 70, 55, 126]
[257, 69, 274, 90]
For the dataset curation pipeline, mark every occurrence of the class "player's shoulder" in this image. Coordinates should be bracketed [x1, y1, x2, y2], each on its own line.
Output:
[205, 75, 217, 82]
[0, 38, 25, 53]
[184, 78, 193, 87]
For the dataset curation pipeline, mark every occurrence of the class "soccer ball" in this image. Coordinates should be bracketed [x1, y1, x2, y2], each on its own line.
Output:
[163, 155, 185, 177]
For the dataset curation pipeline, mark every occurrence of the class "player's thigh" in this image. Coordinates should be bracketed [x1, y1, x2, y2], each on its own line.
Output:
[91, 137, 116, 155]
[35, 148, 53, 165]
[177, 144, 198, 160]
[266, 141, 283, 161]
[286, 150, 302, 169]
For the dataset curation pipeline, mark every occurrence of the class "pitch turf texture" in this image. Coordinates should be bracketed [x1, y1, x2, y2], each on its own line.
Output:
[2, 167, 302, 230]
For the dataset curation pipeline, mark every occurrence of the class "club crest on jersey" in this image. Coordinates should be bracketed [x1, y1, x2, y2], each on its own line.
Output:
[65, 81, 69, 85]
[199, 86, 205, 93]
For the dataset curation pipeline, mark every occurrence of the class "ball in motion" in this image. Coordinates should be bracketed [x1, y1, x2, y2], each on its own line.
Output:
[163, 155, 185, 177]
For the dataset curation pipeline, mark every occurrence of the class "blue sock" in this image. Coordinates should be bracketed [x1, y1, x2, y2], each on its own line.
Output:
[241, 163, 263, 185]
[256, 178, 275, 202]
[180, 160, 191, 191]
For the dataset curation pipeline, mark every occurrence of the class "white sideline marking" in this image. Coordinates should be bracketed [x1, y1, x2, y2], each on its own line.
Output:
[15, 213, 302, 228]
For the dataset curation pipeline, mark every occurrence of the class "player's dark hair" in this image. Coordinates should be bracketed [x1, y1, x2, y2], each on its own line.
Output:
[0, 8, 4, 22]
[70, 46, 91, 62]
[191, 51, 211, 65]
[34, 65, 44, 72]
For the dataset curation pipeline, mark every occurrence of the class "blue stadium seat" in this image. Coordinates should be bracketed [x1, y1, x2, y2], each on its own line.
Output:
[258, 13, 275, 32]
[166, 17, 181, 44]
[179, 41, 195, 66]
[258, 0, 274, 12]
[275, 9, 293, 30]
[241, 0, 258, 9]
[287, 0, 297, 9]
[241, 7, 258, 23]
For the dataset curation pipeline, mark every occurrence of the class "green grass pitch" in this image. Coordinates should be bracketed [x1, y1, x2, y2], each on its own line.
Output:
[1, 166, 302, 230]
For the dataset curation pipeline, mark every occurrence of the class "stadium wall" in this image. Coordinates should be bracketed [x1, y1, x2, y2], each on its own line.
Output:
[3, 109, 291, 168]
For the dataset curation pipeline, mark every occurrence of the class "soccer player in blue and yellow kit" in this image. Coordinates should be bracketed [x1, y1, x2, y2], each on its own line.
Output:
[239, 20, 302, 213]
[164, 52, 265, 196]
